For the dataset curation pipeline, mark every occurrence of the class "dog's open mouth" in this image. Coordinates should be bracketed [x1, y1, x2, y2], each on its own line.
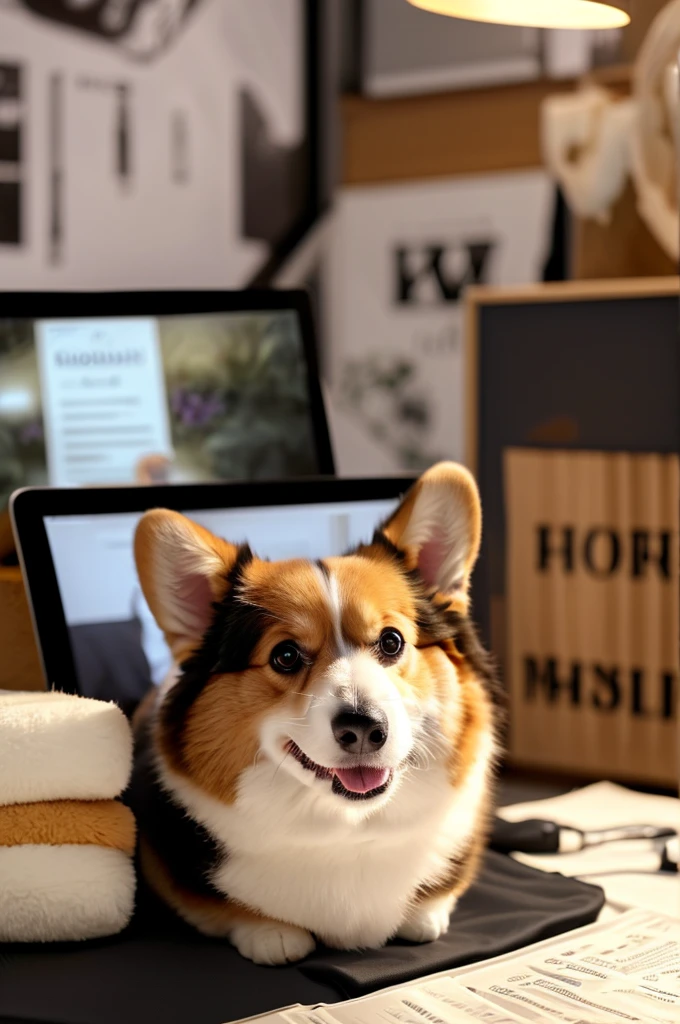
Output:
[285, 740, 393, 800]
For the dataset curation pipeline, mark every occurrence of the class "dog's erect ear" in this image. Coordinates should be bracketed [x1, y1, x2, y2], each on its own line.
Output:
[134, 509, 240, 658]
[381, 462, 481, 610]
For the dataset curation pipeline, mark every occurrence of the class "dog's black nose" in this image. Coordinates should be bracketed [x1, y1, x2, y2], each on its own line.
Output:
[332, 706, 388, 754]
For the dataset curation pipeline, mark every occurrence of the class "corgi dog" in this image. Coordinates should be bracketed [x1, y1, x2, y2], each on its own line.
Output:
[130, 462, 504, 966]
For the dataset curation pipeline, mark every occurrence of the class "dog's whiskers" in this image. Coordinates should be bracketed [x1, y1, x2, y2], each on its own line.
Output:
[291, 692, 328, 706]
[271, 749, 291, 784]
[405, 729, 442, 773]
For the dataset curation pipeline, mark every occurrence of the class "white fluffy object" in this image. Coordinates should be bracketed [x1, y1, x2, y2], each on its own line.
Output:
[0, 844, 135, 942]
[631, 0, 680, 261]
[0, 691, 132, 805]
[541, 86, 634, 223]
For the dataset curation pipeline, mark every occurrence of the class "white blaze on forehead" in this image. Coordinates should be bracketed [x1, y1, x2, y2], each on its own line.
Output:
[313, 563, 351, 657]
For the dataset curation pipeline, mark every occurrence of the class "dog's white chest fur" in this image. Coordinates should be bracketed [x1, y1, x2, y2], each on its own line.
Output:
[161, 743, 490, 949]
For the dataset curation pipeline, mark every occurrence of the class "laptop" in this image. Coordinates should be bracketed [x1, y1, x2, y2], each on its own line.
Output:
[0, 290, 333, 518]
[10, 477, 413, 715]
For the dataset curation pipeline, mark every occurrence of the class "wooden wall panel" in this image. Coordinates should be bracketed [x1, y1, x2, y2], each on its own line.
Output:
[0, 567, 44, 692]
[341, 78, 575, 185]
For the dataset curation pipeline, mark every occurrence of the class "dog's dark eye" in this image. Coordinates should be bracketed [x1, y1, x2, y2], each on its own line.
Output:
[270, 642, 303, 674]
[378, 628, 404, 660]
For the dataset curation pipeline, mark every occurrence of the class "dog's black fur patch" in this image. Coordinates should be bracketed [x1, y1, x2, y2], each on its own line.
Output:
[128, 717, 224, 900]
[159, 543, 273, 761]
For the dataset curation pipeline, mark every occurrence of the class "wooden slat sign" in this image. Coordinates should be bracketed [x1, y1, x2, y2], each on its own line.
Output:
[505, 448, 679, 786]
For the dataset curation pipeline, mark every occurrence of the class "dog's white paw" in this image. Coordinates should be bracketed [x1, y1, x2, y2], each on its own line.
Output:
[397, 895, 455, 944]
[230, 920, 316, 965]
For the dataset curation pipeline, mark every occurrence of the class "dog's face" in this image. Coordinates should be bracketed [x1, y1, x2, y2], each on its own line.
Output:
[252, 550, 434, 805]
[135, 463, 494, 816]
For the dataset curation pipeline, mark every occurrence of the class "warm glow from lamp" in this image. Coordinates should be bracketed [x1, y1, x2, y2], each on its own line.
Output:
[405, 1, 630, 30]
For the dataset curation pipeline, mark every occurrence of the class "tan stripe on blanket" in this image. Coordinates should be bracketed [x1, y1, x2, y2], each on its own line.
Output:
[0, 800, 136, 854]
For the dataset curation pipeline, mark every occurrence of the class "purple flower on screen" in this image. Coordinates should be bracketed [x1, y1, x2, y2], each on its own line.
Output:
[170, 388, 225, 428]
[18, 421, 44, 445]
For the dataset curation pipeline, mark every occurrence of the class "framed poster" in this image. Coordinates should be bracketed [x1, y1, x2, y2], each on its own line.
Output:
[361, 0, 541, 96]
[466, 277, 680, 786]
[326, 170, 554, 477]
[356, 0, 623, 97]
[0, 0, 325, 290]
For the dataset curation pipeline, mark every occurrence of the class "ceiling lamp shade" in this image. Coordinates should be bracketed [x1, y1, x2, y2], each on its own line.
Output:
[405, 1, 631, 30]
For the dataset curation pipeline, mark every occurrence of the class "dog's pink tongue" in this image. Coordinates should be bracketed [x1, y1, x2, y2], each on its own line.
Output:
[333, 767, 389, 793]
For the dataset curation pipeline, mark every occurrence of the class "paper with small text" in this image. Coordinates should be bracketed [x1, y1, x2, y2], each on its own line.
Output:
[227, 910, 680, 1024]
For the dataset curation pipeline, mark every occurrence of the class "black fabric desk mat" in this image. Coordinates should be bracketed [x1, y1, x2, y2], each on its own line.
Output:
[0, 852, 604, 1024]
[299, 850, 604, 997]
[0, 912, 335, 1024]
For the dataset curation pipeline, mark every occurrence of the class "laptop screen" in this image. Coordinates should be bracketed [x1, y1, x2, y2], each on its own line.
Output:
[42, 496, 399, 713]
[0, 303, 328, 513]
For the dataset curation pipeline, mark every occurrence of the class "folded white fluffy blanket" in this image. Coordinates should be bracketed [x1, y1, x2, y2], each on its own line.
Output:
[0, 691, 132, 805]
[0, 845, 135, 942]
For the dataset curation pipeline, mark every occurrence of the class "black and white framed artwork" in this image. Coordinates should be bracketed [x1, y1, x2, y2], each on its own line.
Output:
[0, 0, 326, 289]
